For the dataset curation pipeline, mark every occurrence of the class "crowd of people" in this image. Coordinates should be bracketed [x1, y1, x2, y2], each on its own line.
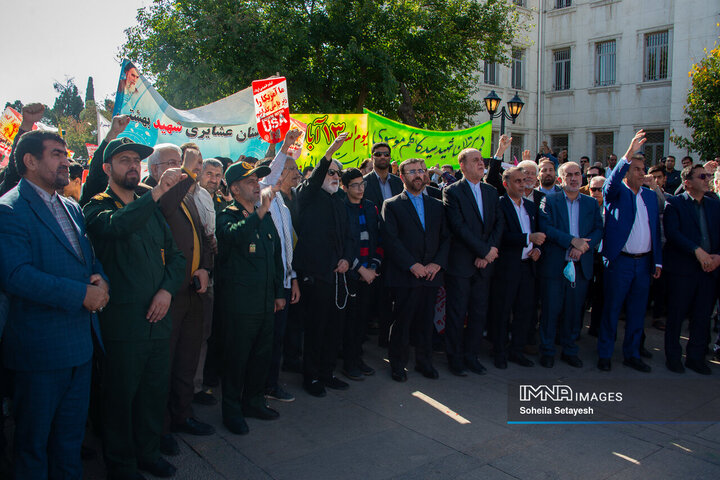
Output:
[0, 102, 719, 480]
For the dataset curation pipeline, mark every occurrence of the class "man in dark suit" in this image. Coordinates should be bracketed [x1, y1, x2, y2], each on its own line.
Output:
[538, 162, 603, 368]
[0, 130, 109, 479]
[663, 165, 720, 374]
[489, 167, 545, 368]
[598, 131, 662, 372]
[363, 142, 404, 347]
[363, 142, 404, 210]
[382, 158, 450, 382]
[442, 144, 504, 376]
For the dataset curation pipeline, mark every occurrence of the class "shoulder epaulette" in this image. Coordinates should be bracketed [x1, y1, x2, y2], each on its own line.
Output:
[92, 192, 111, 201]
[226, 205, 239, 211]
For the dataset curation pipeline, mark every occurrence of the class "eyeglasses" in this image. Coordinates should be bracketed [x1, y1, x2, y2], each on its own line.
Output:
[158, 160, 181, 167]
[403, 168, 426, 176]
[373, 152, 391, 157]
[590, 187, 602, 192]
[348, 181, 367, 190]
[327, 169, 341, 177]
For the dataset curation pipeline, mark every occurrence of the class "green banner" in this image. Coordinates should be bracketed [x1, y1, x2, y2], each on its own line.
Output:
[365, 109, 491, 169]
[292, 111, 492, 170]
[292, 114, 369, 168]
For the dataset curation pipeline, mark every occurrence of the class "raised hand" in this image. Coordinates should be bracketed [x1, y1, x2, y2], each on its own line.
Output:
[152, 167, 187, 201]
[20, 103, 45, 131]
[325, 132, 349, 159]
[495, 134, 513, 158]
[108, 115, 130, 140]
[625, 130, 646, 159]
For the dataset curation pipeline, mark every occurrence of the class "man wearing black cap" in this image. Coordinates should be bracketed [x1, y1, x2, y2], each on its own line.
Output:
[215, 161, 286, 435]
[83, 138, 187, 479]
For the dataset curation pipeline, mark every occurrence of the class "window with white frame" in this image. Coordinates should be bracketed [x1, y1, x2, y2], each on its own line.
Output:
[553, 48, 571, 91]
[644, 30, 669, 81]
[483, 61, 498, 85]
[511, 49, 525, 90]
[595, 40, 616, 86]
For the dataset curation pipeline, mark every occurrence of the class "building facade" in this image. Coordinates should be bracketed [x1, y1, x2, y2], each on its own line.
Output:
[475, 0, 720, 166]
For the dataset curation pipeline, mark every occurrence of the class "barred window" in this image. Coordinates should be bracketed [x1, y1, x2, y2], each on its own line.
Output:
[594, 133, 614, 165]
[511, 49, 525, 90]
[553, 48, 571, 91]
[555, 0, 572, 8]
[484, 61, 498, 85]
[643, 130, 665, 165]
[595, 40, 616, 86]
[644, 31, 669, 81]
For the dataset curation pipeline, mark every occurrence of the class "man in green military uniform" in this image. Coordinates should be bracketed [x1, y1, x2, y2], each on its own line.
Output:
[83, 138, 186, 480]
[216, 161, 286, 435]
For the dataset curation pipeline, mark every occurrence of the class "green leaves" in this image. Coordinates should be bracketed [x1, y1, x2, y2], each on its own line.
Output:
[122, 0, 521, 129]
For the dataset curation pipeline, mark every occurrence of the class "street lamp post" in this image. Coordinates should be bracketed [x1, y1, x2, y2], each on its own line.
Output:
[483, 90, 525, 136]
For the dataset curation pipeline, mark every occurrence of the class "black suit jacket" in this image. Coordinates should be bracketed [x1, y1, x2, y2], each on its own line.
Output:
[495, 196, 538, 278]
[443, 178, 504, 278]
[663, 192, 720, 277]
[363, 170, 403, 210]
[381, 192, 450, 288]
[425, 185, 442, 200]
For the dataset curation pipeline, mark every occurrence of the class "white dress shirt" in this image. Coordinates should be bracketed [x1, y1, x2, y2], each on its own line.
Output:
[623, 191, 652, 254]
[511, 198, 533, 259]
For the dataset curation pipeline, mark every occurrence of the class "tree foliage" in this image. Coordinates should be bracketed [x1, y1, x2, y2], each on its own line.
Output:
[86, 76, 95, 104]
[122, 0, 522, 129]
[672, 42, 720, 160]
[50, 78, 85, 122]
[4, 100, 22, 112]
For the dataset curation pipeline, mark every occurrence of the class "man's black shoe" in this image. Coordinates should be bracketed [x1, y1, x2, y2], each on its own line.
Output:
[666, 360, 685, 373]
[193, 390, 218, 406]
[325, 376, 350, 390]
[342, 366, 364, 381]
[509, 354, 534, 367]
[243, 404, 280, 420]
[560, 354, 583, 368]
[138, 457, 176, 478]
[415, 364, 439, 379]
[159, 434, 179, 456]
[639, 346, 653, 359]
[358, 360, 376, 376]
[539, 355, 554, 368]
[465, 357, 487, 375]
[449, 363, 468, 376]
[223, 416, 249, 435]
[304, 380, 327, 397]
[597, 358, 612, 371]
[685, 359, 712, 375]
[171, 417, 215, 436]
[391, 368, 407, 382]
[623, 357, 651, 373]
[494, 357, 508, 369]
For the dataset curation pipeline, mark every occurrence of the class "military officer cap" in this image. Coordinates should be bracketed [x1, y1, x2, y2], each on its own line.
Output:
[103, 137, 154, 163]
[225, 161, 271, 186]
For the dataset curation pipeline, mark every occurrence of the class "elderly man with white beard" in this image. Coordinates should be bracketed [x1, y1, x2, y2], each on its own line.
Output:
[292, 133, 356, 398]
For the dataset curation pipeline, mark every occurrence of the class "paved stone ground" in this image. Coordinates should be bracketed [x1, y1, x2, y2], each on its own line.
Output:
[16, 315, 720, 479]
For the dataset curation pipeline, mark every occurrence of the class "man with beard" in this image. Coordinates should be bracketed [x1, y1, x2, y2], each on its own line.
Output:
[293, 133, 355, 397]
[83, 138, 186, 479]
[537, 159, 562, 196]
[383, 158, 450, 382]
[215, 162, 285, 434]
[0, 130, 109, 479]
[538, 162, 603, 368]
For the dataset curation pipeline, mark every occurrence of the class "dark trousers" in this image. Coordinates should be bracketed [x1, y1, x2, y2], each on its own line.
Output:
[221, 312, 273, 421]
[444, 273, 491, 367]
[665, 272, 716, 364]
[203, 293, 223, 386]
[266, 288, 291, 389]
[588, 253, 604, 334]
[12, 360, 91, 480]
[598, 255, 652, 359]
[166, 289, 204, 427]
[651, 273, 667, 319]
[194, 285, 214, 393]
[102, 339, 169, 478]
[301, 277, 345, 383]
[540, 270, 590, 357]
[376, 279, 395, 345]
[343, 279, 372, 369]
[389, 285, 438, 369]
[282, 300, 304, 369]
[489, 262, 535, 360]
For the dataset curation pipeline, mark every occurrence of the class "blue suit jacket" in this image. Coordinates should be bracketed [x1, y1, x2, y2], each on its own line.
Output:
[0, 179, 105, 371]
[601, 158, 662, 269]
[663, 193, 720, 277]
[538, 191, 603, 280]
